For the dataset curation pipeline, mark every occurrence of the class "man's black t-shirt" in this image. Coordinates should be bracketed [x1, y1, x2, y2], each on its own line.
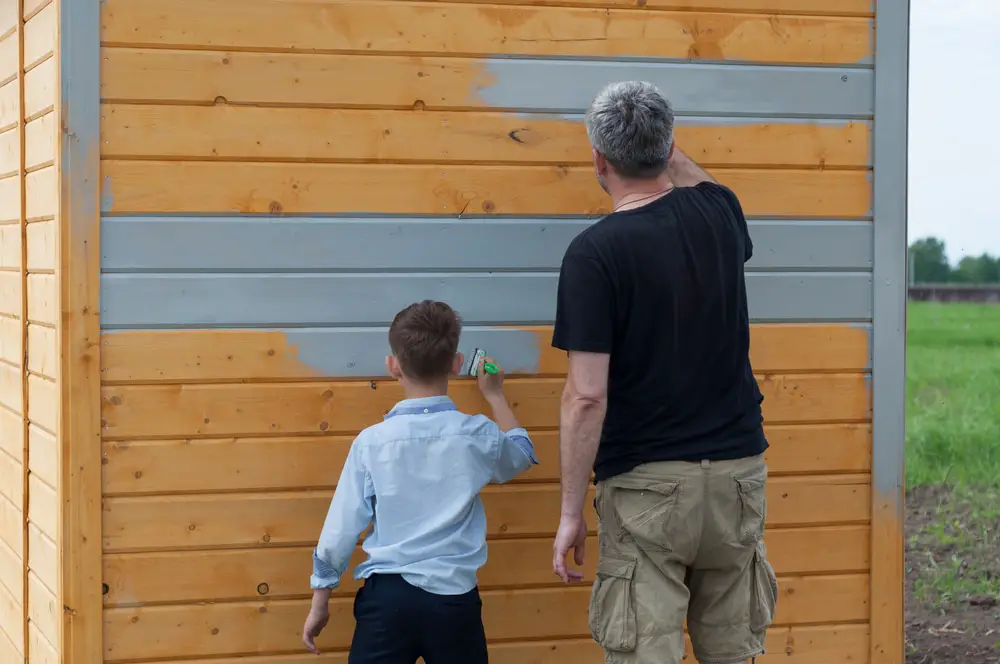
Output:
[552, 181, 768, 483]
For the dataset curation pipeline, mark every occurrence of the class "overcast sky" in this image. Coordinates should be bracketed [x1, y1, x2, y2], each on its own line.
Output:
[908, 0, 999, 263]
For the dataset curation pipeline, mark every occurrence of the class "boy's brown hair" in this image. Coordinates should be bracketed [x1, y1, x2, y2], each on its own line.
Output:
[388, 300, 462, 381]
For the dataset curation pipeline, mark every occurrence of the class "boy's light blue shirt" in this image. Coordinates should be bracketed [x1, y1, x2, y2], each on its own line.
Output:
[311, 395, 539, 596]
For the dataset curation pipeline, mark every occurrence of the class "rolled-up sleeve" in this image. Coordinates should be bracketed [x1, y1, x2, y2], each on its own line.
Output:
[492, 426, 539, 484]
[311, 438, 374, 590]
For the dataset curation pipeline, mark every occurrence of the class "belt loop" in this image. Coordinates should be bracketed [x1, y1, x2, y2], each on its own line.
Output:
[700, 459, 710, 469]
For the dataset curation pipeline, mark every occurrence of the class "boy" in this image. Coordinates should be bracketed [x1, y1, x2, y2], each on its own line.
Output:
[302, 300, 539, 663]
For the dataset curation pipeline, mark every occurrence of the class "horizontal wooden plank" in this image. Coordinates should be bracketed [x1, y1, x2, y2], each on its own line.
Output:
[27, 621, 59, 664]
[0, 359, 21, 413]
[83, 625, 875, 664]
[0, 314, 18, 367]
[103, 524, 868, 605]
[0, 404, 21, 463]
[26, 322, 56, 379]
[101, 217, 874, 272]
[0, 173, 19, 223]
[27, 523, 57, 598]
[0, 29, 16, 85]
[100, 161, 871, 218]
[101, 105, 872, 167]
[102, 475, 867, 552]
[0, 222, 18, 269]
[26, 218, 55, 272]
[0, 273, 18, 317]
[0, 445, 20, 510]
[0, 494, 22, 570]
[0, 78, 17, 131]
[0, 576, 23, 655]
[102, 423, 871, 495]
[99, 323, 871, 384]
[0, 538, 21, 604]
[0, 126, 16, 175]
[101, 0, 872, 64]
[102, 576, 868, 661]
[23, 55, 54, 120]
[23, 1, 56, 71]
[28, 472, 57, 541]
[23, 0, 51, 21]
[350, 0, 875, 16]
[100, 272, 872, 329]
[100, 49, 874, 118]
[27, 571, 59, 650]
[26, 273, 56, 325]
[25, 165, 55, 221]
[101, 373, 870, 439]
[24, 111, 55, 171]
[27, 373, 56, 433]
[27, 425, 57, 490]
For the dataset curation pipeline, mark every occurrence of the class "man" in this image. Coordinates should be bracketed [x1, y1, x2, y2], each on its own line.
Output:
[550, 81, 778, 664]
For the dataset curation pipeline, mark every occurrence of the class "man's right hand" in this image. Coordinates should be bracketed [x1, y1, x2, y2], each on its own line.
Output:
[552, 513, 588, 583]
[476, 355, 505, 399]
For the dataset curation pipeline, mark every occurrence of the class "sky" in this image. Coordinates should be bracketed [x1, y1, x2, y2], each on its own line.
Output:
[908, 0, 1000, 263]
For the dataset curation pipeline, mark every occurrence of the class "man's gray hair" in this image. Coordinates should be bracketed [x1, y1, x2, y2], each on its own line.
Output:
[584, 81, 675, 179]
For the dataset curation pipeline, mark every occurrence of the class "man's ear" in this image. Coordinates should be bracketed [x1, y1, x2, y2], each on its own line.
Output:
[592, 149, 607, 174]
[386, 355, 403, 379]
[452, 352, 465, 377]
[667, 141, 675, 160]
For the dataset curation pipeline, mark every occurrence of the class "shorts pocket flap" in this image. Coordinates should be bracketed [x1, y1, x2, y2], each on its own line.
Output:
[605, 476, 680, 497]
[596, 556, 636, 581]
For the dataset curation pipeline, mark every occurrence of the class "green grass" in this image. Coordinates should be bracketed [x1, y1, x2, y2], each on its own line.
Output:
[906, 302, 1000, 610]
[906, 302, 1000, 487]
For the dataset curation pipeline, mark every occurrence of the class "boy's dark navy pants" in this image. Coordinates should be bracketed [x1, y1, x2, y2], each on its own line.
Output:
[348, 573, 488, 664]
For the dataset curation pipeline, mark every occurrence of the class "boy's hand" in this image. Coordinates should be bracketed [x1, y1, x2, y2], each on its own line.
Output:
[302, 605, 330, 654]
[476, 355, 505, 399]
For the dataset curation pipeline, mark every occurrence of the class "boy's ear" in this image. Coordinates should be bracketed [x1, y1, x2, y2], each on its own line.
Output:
[386, 355, 403, 379]
[452, 352, 465, 377]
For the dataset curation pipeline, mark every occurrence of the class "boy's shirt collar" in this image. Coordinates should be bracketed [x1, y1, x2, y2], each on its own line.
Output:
[384, 395, 457, 419]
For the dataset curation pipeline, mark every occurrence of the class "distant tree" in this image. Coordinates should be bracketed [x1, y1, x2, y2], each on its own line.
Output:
[952, 253, 1000, 284]
[908, 237, 952, 284]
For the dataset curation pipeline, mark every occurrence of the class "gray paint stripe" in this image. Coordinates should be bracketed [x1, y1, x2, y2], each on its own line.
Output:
[478, 59, 873, 118]
[99, 272, 873, 329]
[101, 217, 873, 272]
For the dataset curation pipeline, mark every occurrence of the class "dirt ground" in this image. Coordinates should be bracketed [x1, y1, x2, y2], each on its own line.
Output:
[905, 485, 1000, 663]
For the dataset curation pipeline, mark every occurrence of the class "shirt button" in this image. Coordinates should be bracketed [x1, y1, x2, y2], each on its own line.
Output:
[423, 408, 429, 413]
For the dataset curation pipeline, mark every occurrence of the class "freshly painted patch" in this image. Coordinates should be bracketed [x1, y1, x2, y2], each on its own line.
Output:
[475, 59, 873, 118]
[100, 217, 873, 272]
[99, 272, 872, 329]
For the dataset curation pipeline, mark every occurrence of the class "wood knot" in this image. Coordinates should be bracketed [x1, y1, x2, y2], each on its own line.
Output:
[412, 99, 426, 110]
[131, 616, 139, 624]
[221, 57, 230, 65]
[259, 606, 268, 614]
[262, 534, 271, 543]
[481, 200, 495, 213]
[267, 349, 276, 356]
[323, 390, 333, 399]
[109, 395, 122, 406]
[257, 583, 270, 595]
[370, 381, 377, 390]
[133, 471, 143, 479]
[319, 422, 329, 432]
[499, 524, 508, 533]
[213, 96, 228, 105]
[188, 524, 196, 531]
[211, 627, 219, 635]
[269, 201, 283, 214]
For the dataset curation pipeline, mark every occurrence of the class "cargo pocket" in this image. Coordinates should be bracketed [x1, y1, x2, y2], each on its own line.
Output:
[734, 466, 767, 544]
[749, 542, 779, 634]
[608, 478, 682, 549]
[588, 555, 638, 652]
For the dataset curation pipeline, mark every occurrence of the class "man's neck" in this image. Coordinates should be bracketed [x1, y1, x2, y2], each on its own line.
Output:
[609, 175, 674, 212]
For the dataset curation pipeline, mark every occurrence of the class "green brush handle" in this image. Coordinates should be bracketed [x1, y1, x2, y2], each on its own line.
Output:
[482, 361, 500, 375]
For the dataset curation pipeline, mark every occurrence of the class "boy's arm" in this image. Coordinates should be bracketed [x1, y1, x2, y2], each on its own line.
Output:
[310, 438, 374, 591]
[487, 392, 539, 484]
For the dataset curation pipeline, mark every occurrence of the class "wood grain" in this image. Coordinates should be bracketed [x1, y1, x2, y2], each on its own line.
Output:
[25, 218, 55, 272]
[27, 425, 57, 490]
[100, 324, 870, 384]
[24, 164, 55, 221]
[100, 161, 872, 218]
[101, 476, 867, 552]
[0, 174, 19, 223]
[27, 473, 57, 542]
[0, 405, 21, 464]
[0, 445, 20, 510]
[27, 572, 58, 651]
[27, 373, 56, 433]
[100, 373, 870, 440]
[26, 322, 55, 379]
[0, 127, 15, 175]
[23, 55, 53, 120]
[359, 0, 875, 17]
[22, 1, 55, 71]
[100, 0, 872, 64]
[102, 423, 871, 495]
[26, 524, 57, 599]
[0, 315, 18, 366]
[0, 224, 18, 271]
[25, 273, 55, 325]
[0, 575, 22, 654]
[103, 525, 868, 606]
[23, 111, 54, 171]
[100, 104, 871, 167]
[102, 578, 868, 661]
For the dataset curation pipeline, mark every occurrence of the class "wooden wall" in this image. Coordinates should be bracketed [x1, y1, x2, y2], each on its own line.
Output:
[96, 1, 877, 663]
[0, 0, 61, 662]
